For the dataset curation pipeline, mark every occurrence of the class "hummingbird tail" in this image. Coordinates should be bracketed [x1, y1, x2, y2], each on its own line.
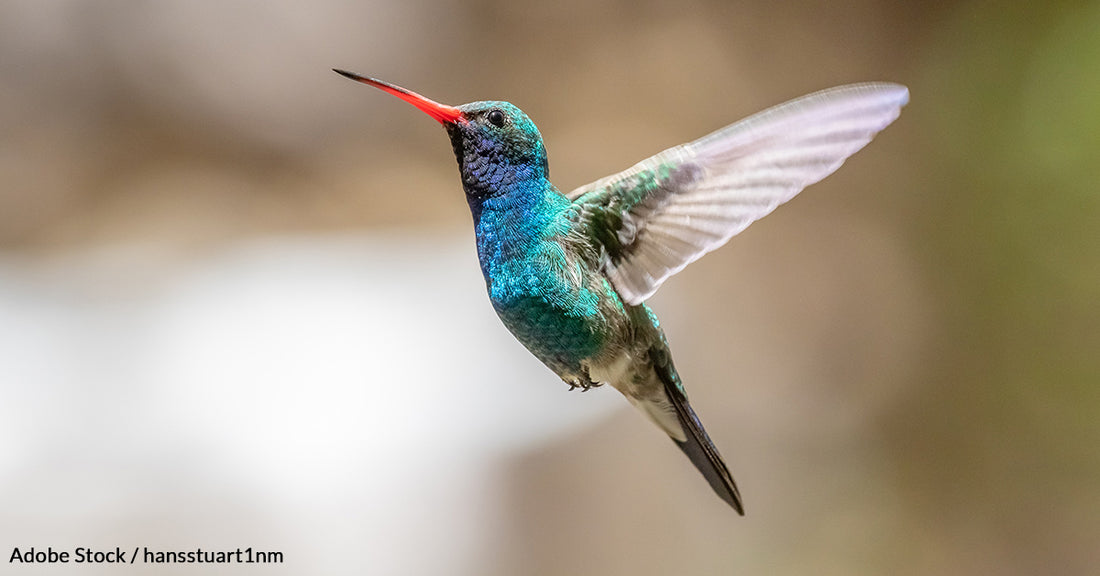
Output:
[665, 385, 745, 515]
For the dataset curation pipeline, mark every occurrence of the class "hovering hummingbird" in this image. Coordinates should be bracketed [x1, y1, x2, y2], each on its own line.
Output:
[335, 68, 908, 514]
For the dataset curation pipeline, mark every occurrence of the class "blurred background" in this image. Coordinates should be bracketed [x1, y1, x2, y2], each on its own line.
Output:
[1, 1, 1097, 574]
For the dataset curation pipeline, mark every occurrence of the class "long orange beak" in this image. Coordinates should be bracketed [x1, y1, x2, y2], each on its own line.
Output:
[334, 69, 464, 124]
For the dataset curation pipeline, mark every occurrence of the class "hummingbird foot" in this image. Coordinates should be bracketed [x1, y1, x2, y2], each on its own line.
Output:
[567, 379, 603, 392]
[565, 367, 602, 392]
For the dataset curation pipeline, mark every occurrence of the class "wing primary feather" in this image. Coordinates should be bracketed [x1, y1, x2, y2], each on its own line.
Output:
[573, 83, 909, 304]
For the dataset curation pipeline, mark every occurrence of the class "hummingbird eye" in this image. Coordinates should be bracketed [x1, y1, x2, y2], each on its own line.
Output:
[487, 109, 505, 127]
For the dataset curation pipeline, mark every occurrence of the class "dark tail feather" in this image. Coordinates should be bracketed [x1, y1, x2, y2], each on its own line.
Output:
[666, 386, 744, 514]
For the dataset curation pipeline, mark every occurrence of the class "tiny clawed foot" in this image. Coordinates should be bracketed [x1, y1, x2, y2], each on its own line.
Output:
[566, 366, 602, 392]
[567, 379, 603, 392]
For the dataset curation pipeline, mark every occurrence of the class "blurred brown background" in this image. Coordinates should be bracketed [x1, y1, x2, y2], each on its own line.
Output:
[1, 1, 1098, 575]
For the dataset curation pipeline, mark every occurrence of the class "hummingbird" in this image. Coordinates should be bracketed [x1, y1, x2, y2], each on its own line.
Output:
[335, 68, 908, 514]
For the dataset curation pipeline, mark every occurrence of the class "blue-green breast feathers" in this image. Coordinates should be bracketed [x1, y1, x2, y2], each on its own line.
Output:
[475, 187, 624, 371]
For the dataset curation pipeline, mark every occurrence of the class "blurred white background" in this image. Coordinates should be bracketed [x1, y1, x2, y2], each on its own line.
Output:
[0, 236, 622, 575]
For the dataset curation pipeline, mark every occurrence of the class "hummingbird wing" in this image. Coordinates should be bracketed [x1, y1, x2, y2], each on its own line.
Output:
[569, 83, 909, 305]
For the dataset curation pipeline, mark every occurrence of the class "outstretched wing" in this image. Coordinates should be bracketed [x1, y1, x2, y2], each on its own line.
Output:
[570, 83, 909, 305]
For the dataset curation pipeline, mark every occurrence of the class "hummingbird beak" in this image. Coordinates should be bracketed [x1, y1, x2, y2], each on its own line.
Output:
[334, 69, 464, 125]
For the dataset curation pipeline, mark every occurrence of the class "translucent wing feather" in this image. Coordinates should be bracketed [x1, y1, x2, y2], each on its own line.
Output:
[570, 83, 909, 305]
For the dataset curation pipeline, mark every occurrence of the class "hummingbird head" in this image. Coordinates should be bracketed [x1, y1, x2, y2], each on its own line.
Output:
[334, 70, 549, 202]
[447, 101, 549, 197]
